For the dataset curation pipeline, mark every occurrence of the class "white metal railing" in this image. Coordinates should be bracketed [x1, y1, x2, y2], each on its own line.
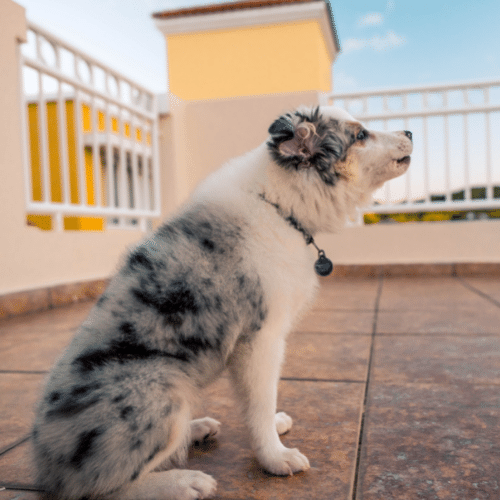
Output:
[329, 79, 500, 216]
[19, 21, 161, 231]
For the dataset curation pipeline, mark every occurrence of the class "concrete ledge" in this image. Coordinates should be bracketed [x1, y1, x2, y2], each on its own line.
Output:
[1, 263, 500, 320]
[328, 263, 500, 279]
[0, 279, 109, 320]
[318, 220, 500, 266]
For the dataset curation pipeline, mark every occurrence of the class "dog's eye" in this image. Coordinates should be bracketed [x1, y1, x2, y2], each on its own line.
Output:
[356, 129, 369, 141]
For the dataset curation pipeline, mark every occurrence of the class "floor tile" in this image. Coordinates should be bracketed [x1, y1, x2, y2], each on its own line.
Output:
[356, 383, 500, 500]
[0, 303, 92, 372]
[0, 301, 92, 338]
[312, 278, 380, 311]
[0, 330, 73, 373]
[0, 379, 365, 500]
[283, 332, 371, 381]
[0, 375, 44, 451]
[296, 309, 375, 334]
[190, 378, 364, 500]
[376, 306, 500, 335]
[0, 442, 35, 489]
[378, 277, 491, 311]
[460, 277, 500, 305]
[372, 336, 500, 385]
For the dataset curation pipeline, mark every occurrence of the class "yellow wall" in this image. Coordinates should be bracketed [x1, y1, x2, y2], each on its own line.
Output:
[0, 0, 147, 295]
[167, 20, 332, 100]
[26, 100, 150, 232]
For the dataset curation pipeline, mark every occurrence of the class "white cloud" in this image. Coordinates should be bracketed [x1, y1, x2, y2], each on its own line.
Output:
[357, 12, 384, 27]
[343, 30, 406, 53]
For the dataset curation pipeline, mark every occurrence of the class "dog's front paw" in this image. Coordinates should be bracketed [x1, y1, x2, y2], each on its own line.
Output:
[275, 411, 293, 435]
[190, 417, 221, 444]
[258, 445, 310, 476]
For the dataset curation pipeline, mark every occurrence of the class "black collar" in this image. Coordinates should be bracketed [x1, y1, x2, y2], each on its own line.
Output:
[258, 193, 333, 277]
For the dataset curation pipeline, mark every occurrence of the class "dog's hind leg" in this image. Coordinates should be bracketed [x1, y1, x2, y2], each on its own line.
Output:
[228, 332, 310, 476]
[275, 411, 293, 435]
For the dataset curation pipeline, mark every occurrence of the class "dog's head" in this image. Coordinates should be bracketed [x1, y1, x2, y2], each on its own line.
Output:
[267, 106, 412, 191]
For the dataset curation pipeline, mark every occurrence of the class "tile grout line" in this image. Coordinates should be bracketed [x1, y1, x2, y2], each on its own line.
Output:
[350, 272, 384, 500]
[0, 435, 30, 457]
[0, 370, 48, 375]
[280, 377, 365, 384]
[455, 276, 500, 309]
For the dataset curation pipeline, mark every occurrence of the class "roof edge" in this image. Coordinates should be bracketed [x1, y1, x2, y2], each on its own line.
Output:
[153, 0, 340, 57]
[153, 0, 319, 20]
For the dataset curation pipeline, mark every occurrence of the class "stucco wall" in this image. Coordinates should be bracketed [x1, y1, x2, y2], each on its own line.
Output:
[317, 220, 500, 266]
[167, 20, 332, 100]
[167, 91, 322, 208]
[0, 0, 146, 295]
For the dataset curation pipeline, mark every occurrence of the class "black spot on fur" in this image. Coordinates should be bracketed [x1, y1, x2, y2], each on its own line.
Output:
[132, 280, 199, 321]
[147, 444, 164, 463]
[46, 395, 101, 419]
[172, 212, 238, 256]
[127, 247, 155, 272]
[120, 321, 137, 338]
[214, 295, 222, 311]
[237, 274, 246, 289]
[156, 223, 177, 240]
[112, 394, 126, 404]
[70, 428, 103, 469]
[216, 324, 225, 338]
[130, 468, 141, 482]
[201, 238, 215, 251]
[179, 336, 211, 357]
[247, 287, 267, 334]
[130, 439, 143, 451]
[129, 444, 165, 483]
[71, 382, 101, 397]
[96, 294, 108, 307]
[73, 338, 190, 373]
[46, 382, 102, 418]
[267, 107, 354, 186]
[48, 391, 61, 404]
[161, 404, 172, 417]
[202, 278, 213, 287]
[120, 406, 135, 420]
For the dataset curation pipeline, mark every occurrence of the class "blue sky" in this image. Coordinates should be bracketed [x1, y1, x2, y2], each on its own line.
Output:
[332, 0, 500, 92]
[16, 0, 500, 95]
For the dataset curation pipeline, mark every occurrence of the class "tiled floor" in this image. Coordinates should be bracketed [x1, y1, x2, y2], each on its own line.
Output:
[1, 276, 499, 500]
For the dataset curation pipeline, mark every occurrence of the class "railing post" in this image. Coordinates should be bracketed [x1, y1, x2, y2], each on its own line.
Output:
[19, 21, 161, 229]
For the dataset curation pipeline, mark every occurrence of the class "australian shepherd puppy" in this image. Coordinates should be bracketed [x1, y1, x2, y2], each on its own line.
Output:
[33, 106, 412, 500]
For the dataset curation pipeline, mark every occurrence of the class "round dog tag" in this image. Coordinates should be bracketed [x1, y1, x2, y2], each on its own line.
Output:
[314, 253, 333, 277]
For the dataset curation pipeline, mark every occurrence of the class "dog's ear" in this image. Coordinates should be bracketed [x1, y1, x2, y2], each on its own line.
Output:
[267, 108, 348, 185]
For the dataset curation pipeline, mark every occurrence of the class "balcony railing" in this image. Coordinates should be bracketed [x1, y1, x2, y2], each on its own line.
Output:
[328, 79, 500, 217]
[19, 22, 161, 231]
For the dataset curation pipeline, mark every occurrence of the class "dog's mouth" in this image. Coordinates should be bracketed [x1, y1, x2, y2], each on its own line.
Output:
[396, 155, 411, 167]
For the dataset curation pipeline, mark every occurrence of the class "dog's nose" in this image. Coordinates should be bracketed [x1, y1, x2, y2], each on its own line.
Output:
[404, 130, 413, 141]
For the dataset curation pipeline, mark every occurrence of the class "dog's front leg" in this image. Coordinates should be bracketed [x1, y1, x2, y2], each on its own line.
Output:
[228, 334, 310, 476]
